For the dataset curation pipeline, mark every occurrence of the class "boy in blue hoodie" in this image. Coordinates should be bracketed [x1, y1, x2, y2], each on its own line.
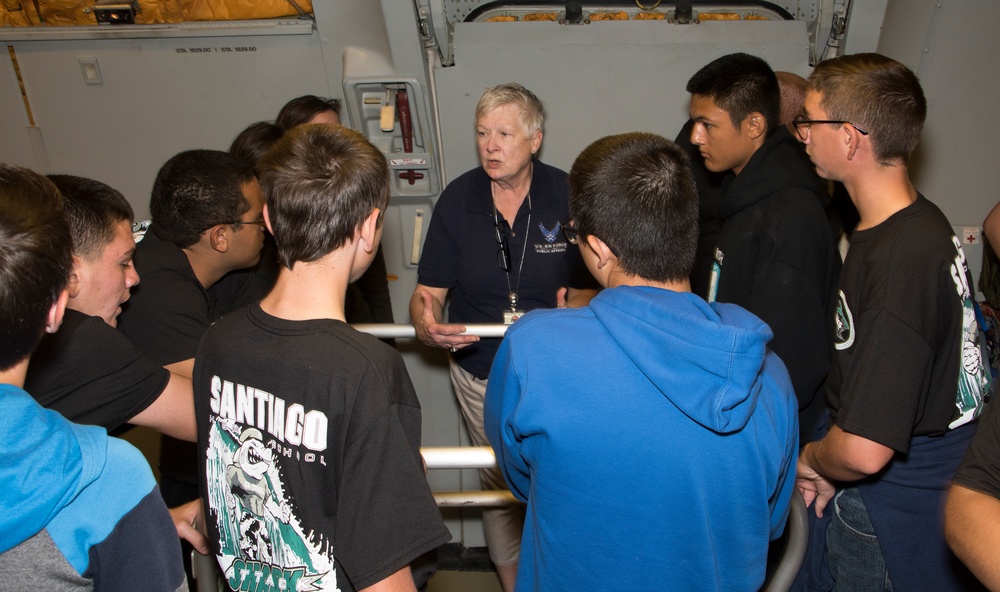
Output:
[0, 164, 187, 591]
[484, 133, 799, 591]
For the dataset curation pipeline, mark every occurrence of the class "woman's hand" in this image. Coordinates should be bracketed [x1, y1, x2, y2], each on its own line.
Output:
[411, 288, 479, 351]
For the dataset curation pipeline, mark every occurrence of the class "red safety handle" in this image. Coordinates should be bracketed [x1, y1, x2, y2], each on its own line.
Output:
[396, 89, 413, 153]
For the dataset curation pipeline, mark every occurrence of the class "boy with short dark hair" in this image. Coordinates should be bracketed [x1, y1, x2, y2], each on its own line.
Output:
[686, 52, 837, 442]
[117, 149, 266, 517]
[484, 133, 798, 591]
[0, 164, 187, 591]
[195, 125, 450, 591]
[24, 174, 196, 442]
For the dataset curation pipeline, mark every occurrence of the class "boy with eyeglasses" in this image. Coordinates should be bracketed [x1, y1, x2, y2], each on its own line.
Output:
[116, 149, 267, 583]
[686, 52, 838, 444]
[794, 53, 990, 591]
[484, 132, 799, 591]
[118, 149, 266, 383]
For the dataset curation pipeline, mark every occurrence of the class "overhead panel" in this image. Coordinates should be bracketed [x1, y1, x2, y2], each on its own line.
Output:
[433, 2, 811, 180]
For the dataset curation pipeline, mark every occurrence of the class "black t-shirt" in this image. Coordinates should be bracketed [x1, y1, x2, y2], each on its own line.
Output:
[118, 228, 220, 366]
[417, 160, 597, 378]
[828, 196, 991, 591]
[828, 196, 990, 452]
[24, 309, 169, 430]
[195, 304, 450, 591]
[118, 227, 233, 489]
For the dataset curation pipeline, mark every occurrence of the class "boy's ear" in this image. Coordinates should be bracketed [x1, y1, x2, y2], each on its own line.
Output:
[45, 289, 70, 334]
[746, 112, 766, 140]
[66, 256, 83, 299]
[207, 224, 229, 254]
[585, 234, 615, 270]
[845, 124, 864, 161]
[263, 204, 274, 235]
[359, 208, 381, 254]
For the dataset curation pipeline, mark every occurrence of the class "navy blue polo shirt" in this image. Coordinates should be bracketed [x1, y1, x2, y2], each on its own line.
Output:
[418, 160, 597, 379]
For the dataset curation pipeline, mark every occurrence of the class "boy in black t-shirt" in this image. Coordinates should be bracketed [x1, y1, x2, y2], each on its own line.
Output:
[794, 54, 990, 591]
[194, 124, 450, 591]
[25, 174, 196, 443]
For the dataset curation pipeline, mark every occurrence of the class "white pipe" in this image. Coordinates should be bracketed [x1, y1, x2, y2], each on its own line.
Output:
[433, 490, 519, 507]
[422, 446, 497, 469]
[422, 447, 521, 507]
[352, 323, 508, 339]
[425, 46, 447, 184]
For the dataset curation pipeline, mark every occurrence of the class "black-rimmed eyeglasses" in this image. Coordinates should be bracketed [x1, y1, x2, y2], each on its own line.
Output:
[792, 115, 869, 142]
[495, 221, 512, 272]
[561, 220, 583, 245]
[221, 218, 266, 228]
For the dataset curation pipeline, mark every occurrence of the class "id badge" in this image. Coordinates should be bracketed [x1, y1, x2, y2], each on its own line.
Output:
[503, 309, 525, 325]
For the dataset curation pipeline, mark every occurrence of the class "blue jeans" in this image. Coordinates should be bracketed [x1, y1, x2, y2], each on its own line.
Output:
[827, 487, 894, 592]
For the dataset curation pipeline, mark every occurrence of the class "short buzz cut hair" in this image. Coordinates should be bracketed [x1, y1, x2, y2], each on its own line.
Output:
[275, 95, 342, 130]
[475, 82, 545, 136]
[47, 174, 134, 261]
[568, 132, 699, 282]
[149, 149, 256, 248]
[0, 164, 73, 371]
[809, 52, 927, 165]
[256, 124, 390, 268]
[686, 52, 781, 135]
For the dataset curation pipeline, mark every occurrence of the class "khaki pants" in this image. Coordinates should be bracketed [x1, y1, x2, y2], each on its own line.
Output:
[449, 360, 525, 566]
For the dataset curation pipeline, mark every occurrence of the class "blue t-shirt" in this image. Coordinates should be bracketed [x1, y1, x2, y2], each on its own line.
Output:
[0, 384, 186, 590]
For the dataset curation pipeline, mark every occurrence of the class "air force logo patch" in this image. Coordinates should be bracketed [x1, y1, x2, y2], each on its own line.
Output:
[539, 221, 560, 244]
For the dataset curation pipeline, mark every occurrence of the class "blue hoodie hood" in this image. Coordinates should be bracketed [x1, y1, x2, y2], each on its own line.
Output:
[0, 384, 106, 552]
[588, 286, 777, 434]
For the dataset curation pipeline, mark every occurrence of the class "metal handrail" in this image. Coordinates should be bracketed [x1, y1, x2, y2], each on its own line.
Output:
[353, 323, 508, 339]
[433, 490, 520, 507]
[422, 445, 498, 469]
[421, 446, 521, 508]
[763, 489, 810, 592]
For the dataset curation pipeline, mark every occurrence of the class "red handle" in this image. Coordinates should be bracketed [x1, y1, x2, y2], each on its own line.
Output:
[396, 89, 413, 153]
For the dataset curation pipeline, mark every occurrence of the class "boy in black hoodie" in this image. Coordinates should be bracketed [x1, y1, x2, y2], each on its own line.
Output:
[686, 52, 838, 443]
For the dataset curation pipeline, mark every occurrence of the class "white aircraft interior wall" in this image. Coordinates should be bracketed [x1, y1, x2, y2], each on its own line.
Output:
[2, 0, 997, 549]
[876, 0, 1000, 288]
[435, 20, 811, 179]
[1, 29, 328, 211]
